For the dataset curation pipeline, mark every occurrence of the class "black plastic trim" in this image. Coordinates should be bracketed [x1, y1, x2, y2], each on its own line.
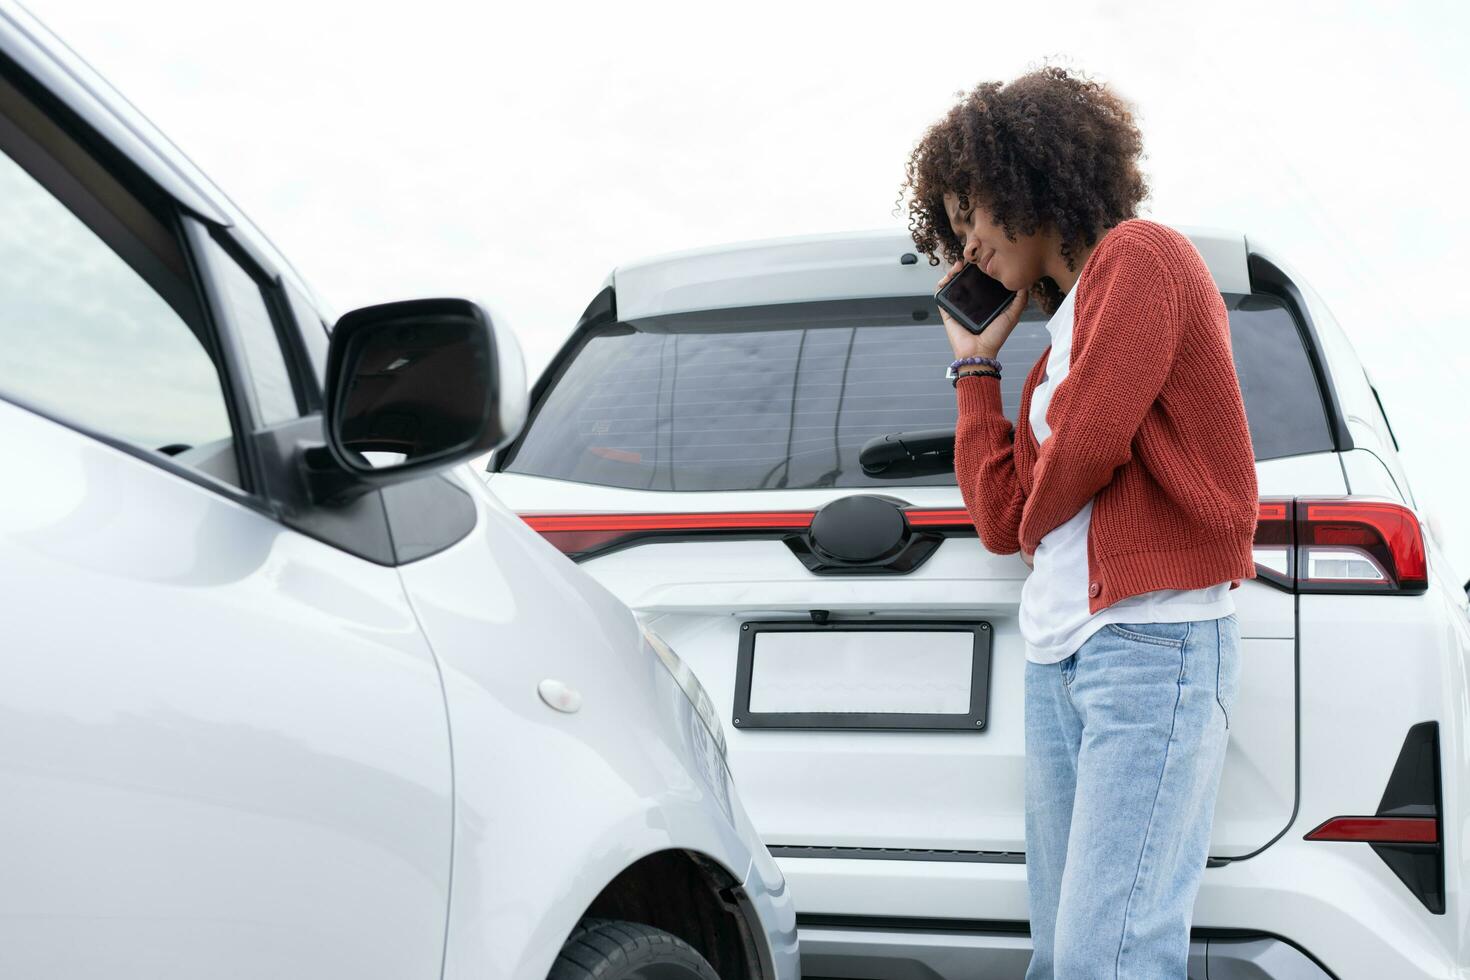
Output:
[252, 416, 478, 566]
[1246, 254, 1352, 453]
[794, 916, 1342, 977]
[1373, 721, 1444, 914]
[769, 844, 1230, 868]
[381, 475, 478, 564]
[770, 846, 1023, 864]
[252, 416, 395, 564]
[797, 912, 1031, 936]
[732, 620, 992, 732]
[784, 533, 943, 575]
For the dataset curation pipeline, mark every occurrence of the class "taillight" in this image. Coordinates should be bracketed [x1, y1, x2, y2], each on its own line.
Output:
[1252, 499, 1295, 589]
[1253, 497, 1427, 594]
[521, 497, 1426, 589]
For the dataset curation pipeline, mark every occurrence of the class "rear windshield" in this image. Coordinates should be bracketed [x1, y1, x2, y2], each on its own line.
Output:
[502, 294, 1332, 491]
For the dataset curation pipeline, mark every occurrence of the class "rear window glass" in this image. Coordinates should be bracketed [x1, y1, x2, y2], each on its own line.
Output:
[503, 294, 1331, 491]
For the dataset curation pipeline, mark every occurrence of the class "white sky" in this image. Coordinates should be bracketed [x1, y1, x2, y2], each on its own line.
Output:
[24, 0, 1470, 582]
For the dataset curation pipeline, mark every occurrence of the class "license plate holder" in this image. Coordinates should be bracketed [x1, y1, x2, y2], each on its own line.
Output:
[732, 620, 992, 732]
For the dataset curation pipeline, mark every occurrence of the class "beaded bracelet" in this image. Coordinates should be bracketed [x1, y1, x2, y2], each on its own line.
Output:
[949, 355, 1002, 372]
[951, 367, 1000, 388]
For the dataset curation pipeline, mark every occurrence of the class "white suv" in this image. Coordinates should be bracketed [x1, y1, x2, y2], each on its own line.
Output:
[0, 5, 797, 979]
[488, 228, 1470, 979]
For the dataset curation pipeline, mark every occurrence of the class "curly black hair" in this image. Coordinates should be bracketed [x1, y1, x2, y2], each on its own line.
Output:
[901, 66, 1148, 313]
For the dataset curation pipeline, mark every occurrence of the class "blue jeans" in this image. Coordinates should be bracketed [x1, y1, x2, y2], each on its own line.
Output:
[1024, 615, 1240, 980]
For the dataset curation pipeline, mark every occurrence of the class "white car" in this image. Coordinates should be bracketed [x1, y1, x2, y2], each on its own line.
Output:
[487, 228, 1470, 979]
[0, 5, 797, 979]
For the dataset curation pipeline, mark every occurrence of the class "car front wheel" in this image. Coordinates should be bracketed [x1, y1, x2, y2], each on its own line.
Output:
[548, 918, 721, 980]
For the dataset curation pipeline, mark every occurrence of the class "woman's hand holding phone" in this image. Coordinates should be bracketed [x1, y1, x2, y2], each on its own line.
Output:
[936, 259, 1027, 362]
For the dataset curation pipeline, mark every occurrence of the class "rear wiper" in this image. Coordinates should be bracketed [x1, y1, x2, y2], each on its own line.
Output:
[859, 428, 956, 479]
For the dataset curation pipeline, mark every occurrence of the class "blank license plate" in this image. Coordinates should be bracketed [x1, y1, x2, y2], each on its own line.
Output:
[732, 621, 992, 731]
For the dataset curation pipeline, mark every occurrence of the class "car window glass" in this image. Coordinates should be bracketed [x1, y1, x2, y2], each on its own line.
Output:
[1225, 294, 1334, 458]
[198, 233, 300, 426]
[0, 144, 241, 485]
[506, 292, 1336, 491]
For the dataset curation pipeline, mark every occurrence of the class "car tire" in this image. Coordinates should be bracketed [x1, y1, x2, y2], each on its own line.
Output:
[548, 918, 721, 980]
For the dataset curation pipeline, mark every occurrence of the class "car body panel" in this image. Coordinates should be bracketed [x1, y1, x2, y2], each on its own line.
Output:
[0, 399, 454, 979]
[397, 470, 798, 979]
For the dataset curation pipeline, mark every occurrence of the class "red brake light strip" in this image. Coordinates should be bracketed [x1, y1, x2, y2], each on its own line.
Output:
[519, 498, 1425, 590]
[1304, 816, 1438, 844]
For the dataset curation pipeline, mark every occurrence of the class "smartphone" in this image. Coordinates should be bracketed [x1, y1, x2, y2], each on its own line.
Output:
[936, 263, 1015, 335]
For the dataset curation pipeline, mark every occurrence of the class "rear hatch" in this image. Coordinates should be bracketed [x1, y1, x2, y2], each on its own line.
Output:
[488, 232, 1345, 859]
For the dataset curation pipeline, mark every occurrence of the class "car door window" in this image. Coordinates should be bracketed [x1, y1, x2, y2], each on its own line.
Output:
[0, 93, 242, 488]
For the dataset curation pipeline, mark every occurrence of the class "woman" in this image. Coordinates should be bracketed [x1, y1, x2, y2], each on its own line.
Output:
[902, 68, 1259, 978]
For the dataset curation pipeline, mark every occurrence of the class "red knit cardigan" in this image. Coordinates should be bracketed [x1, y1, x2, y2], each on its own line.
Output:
[954, 219, 1259, 614]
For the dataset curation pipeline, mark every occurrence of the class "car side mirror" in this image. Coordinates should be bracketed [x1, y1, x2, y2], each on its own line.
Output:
[306, 298, 527, 504]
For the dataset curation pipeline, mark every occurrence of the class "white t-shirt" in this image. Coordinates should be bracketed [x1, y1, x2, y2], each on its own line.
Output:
[1019, 285, 1234, 665]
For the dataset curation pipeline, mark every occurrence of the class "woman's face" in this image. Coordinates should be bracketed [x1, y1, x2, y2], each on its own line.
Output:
[942, 192, 1050, 291]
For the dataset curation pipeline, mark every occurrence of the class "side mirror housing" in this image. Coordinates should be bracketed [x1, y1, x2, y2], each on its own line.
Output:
[308, 298, 527, 503]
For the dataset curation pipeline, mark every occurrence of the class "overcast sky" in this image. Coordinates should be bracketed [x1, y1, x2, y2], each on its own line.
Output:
[23, 0, 1470, 581]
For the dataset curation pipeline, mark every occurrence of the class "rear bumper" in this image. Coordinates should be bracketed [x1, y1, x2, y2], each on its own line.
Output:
[799, 925, 1320, 980]
[777, 832, 1461, 980]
